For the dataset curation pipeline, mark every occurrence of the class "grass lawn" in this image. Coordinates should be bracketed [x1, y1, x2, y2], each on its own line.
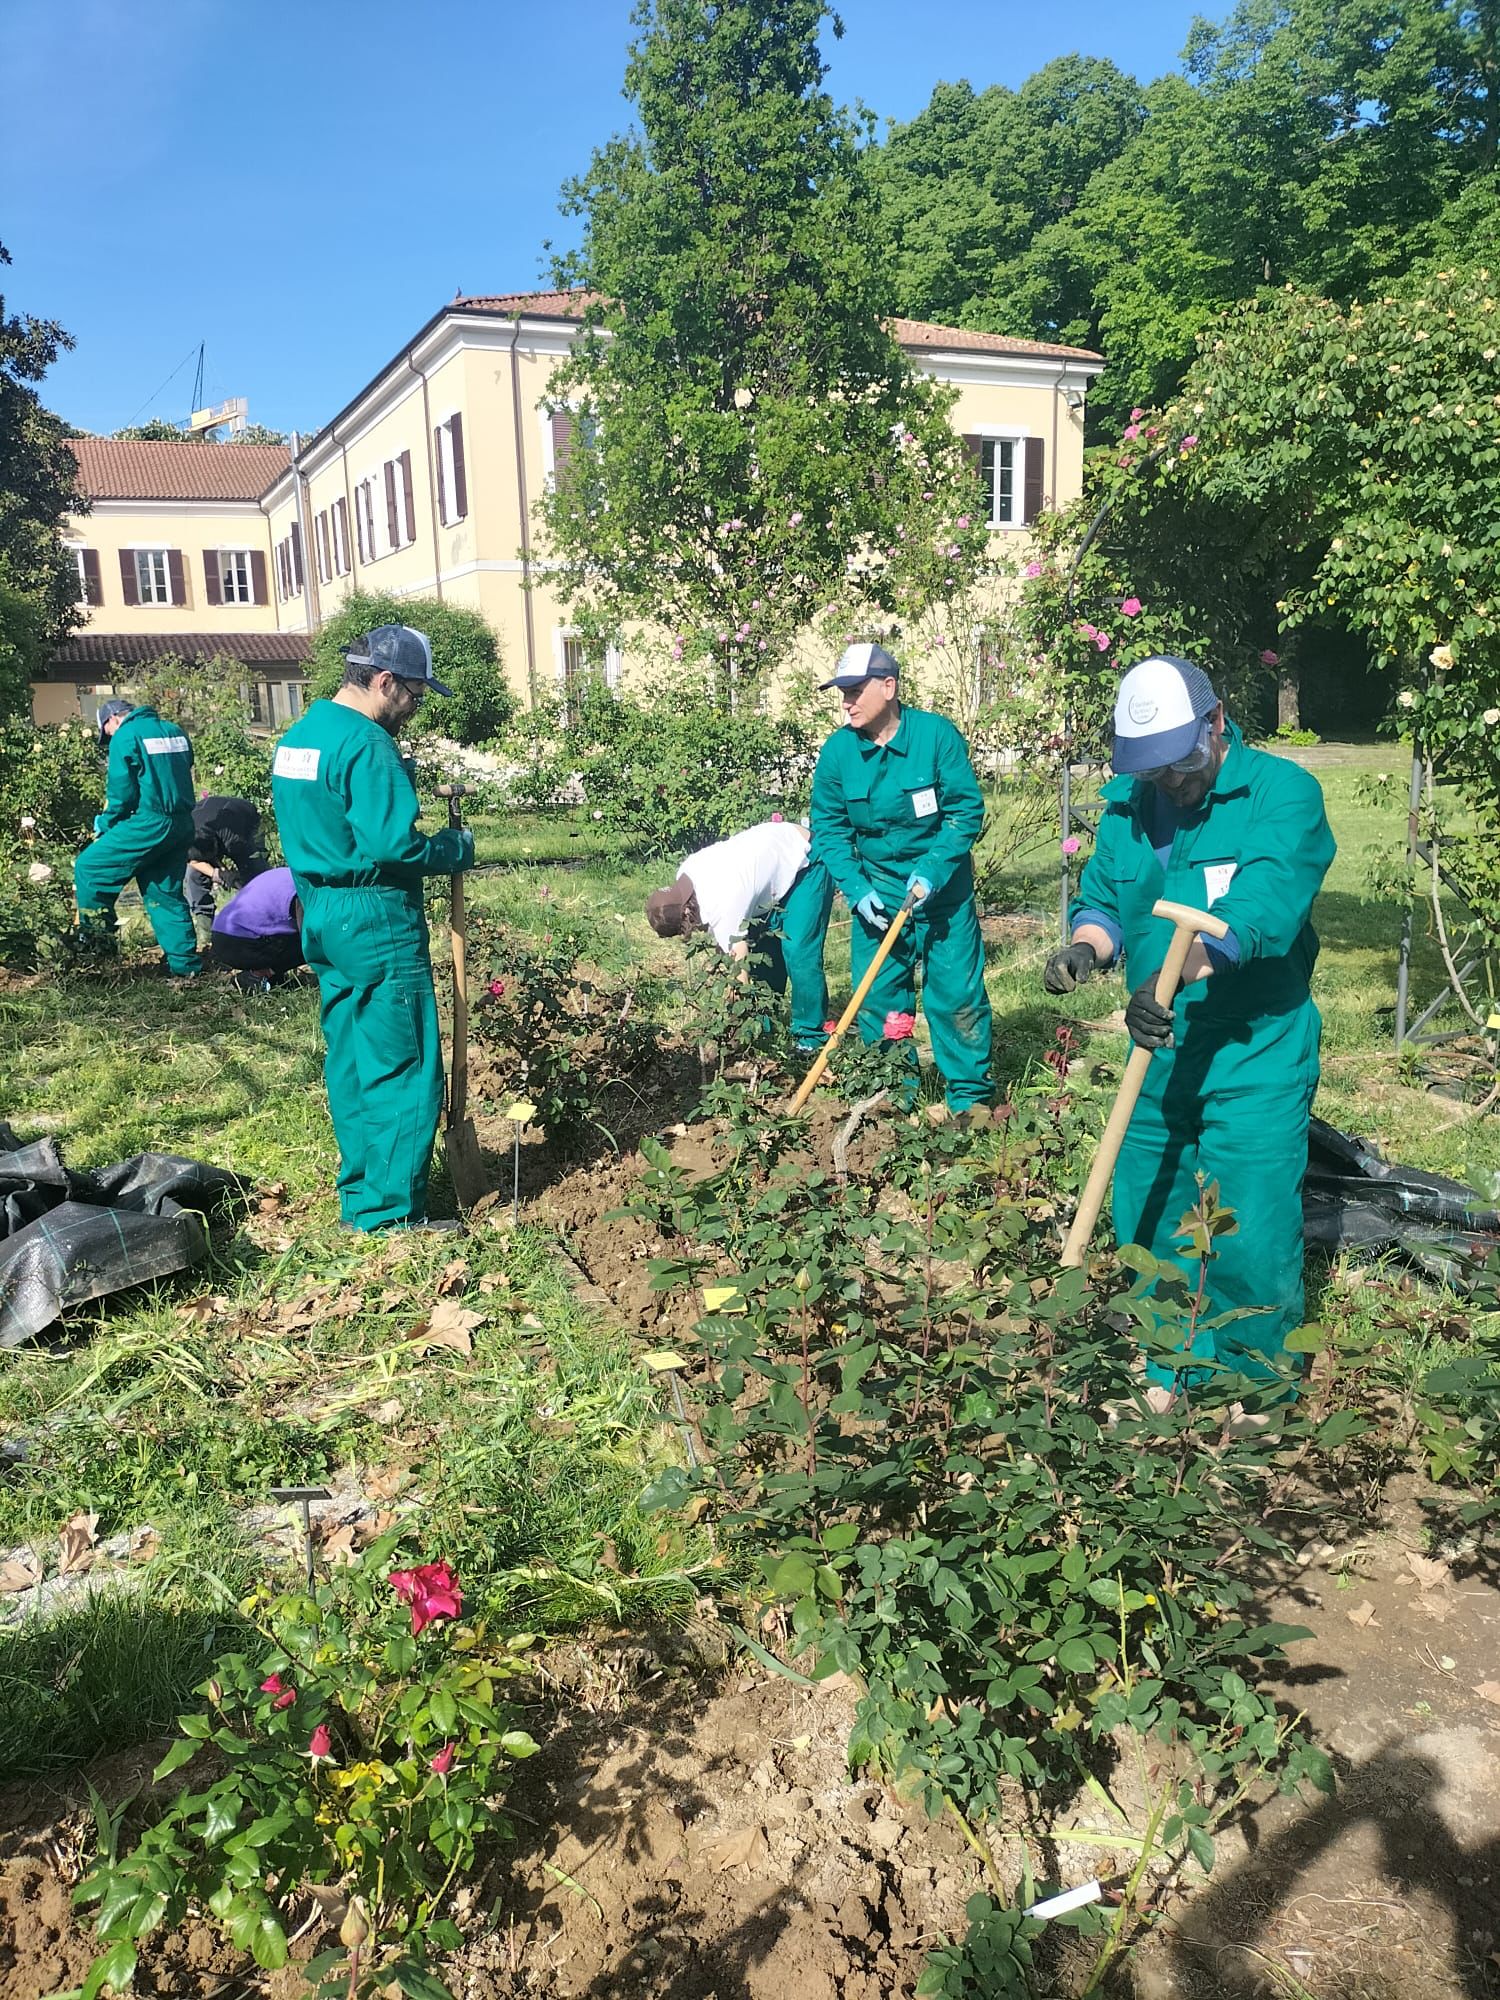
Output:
[0, 738, 1493, 1780]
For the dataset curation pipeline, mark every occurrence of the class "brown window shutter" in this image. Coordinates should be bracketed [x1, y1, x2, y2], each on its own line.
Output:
[433, 426, 447, 525]
[250, 550, 268, 605]
[336, 497, 350, 571]
[203, 551, 222, 606]
[1023, 437, 1046, 523]
[291, 521, 304, 589]
[118, 551, 139, 605]
[384, 462, 398, 548]
[551, 409, 574, 485]
[167, 549, 186, 606]
[450, 414, 467, 519]
[82, 548, 102, 605]
[400, 450, 415, 544]
[316, 512, 329, 582]
[354, 495, 366, 565]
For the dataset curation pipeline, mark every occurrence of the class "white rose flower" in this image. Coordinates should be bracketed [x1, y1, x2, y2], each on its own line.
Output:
[19, 815, 36, 830]
[733, 387, 753, 410]
[27, 862, 52, 884]
[1484, 708, 1500, 726]
[1397, 690, 1417, 708]
[1429, 644, 1455, 671]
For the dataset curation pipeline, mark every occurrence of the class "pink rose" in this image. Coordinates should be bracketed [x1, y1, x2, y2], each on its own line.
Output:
[1179, 435, 1199, 452]
[488, 978, 506, 998]
[1023, 561, 1043, 579]
[390, 1560, 463, 1637]
[1123, 423, 1141, 441]
[1061, 836, 1081, 856]
[430, 1742, 456, 1776]
[1120, 597, 1141, 618]
[1130, 408, 1145, 422]
[883, 1010, 916, 1041]
[1095, 632, 1111, 651]
[308, 1724, 333, 1760]
[1260, 649, 1280, 666]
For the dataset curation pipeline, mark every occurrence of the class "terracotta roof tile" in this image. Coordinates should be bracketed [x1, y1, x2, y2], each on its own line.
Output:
[69, 438, 290, 503]
[49, 632, 311, 669]
[888, 317, 1103, 362]
[454, 292, 1102, 362]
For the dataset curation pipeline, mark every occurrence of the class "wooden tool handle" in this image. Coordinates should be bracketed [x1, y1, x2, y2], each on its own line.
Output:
[1058, 898, 1222, 1268]
[445, 789, 470, 1128]
[788, 891, 918, 1115]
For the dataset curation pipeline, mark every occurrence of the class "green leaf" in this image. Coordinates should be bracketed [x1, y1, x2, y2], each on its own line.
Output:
[430, 1687, 457, 1735]
[82, 1941, 137, 2000]
[822, 1522, 859, 1552]
[500, 1731, 540, 1758]
[1187, 1825, 1215, 1874]
[151, 1737, 201, 1783]
[1055, 1637, 1096, 1674]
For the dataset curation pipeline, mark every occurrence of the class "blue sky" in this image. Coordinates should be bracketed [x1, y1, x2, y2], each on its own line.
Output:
[2, 0, 1197, 437]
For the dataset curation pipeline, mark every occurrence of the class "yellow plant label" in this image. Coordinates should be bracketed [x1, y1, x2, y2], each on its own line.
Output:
[504, 1100, 537, 1123]
[702, 1285, 744, 1314]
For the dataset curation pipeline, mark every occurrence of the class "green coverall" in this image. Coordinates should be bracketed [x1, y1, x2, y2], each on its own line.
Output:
[1071, 723, 1335, 1391]
[811, 707, 992, 1110]
[271, 701, 472, 1232]
[73, 705, 200, 975]
[748, 858, 836, 1045]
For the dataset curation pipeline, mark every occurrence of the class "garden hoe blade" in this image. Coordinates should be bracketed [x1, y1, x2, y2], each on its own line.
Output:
[439, 786, 490, 1211]
[1058, 897, 1228, 1268]
[788, 889, 920, 1115]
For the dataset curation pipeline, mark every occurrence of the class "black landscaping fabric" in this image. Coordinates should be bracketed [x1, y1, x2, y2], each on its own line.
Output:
[0, 1123, 244, 1347]
[1303, 1115, 1500, 1291]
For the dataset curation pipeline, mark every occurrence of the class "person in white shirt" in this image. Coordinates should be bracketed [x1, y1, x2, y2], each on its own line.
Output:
[646, 818, 834, 1048]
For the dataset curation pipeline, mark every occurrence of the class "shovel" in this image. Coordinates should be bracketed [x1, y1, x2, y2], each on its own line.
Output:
[1059, 897, 1229, 1268]
[788, 888, 921, 1115]
[437, 785, 490, 1210]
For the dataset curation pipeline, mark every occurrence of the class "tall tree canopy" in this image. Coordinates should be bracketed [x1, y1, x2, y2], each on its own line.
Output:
[0, 241, 82, 712]
[875, 0, 1500, 431]
[542, 0, 987, 702]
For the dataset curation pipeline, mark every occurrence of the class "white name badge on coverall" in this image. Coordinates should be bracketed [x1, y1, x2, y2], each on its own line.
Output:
[273, 746, 321, 780]
[1203, 861, 1237, 905]
[911, 787, 938, 819]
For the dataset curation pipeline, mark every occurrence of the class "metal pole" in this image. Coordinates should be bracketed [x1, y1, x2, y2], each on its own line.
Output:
[1394, 742, 1422, 1050]
[1060, 729, 1073, 945]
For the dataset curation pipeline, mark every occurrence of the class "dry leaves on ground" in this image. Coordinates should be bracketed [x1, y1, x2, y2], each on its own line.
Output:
[1347, 1599, 1379, 1628]
[410, 1299, 485, 1358]
[0, 1549, 42, 1593]
[57, 1510, 100, 1576]
[435, 1259, 470, 1297]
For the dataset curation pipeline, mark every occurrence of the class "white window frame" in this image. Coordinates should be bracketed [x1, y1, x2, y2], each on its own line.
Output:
[965, 426, 1030, 530]
[382, 454, 415, 551]
[66, 541, 88, 606]
[133, 547, 172, 605]
[356, 474, 381, 563]
[217, 548, 254, 604]
[554, 629, 621, 705]
[331, 499, 350, 575]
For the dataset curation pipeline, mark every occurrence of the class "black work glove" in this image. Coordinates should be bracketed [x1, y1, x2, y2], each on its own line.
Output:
[1043, 940, 1099, 995]
[1125, 978, 1175, 1050]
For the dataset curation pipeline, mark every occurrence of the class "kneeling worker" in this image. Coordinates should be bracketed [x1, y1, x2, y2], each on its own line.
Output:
[646, 818, 834, 1047]
[185, 794, 270, 925]
[72, 698, 201, 977]
[1044, 655, 1335, 1407]
[810, 642, 993, 1115]
[205, 866, 305, 990]
[272, 625, 472, 1233]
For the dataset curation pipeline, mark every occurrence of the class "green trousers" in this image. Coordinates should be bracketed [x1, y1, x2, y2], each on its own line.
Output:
[1114, 1008, 1319, 1395]
[301, 886, 445, 1231]
[74, 814, 200, 975]
[849, 879, 993, 1110]
[755, 858, 835, 1044]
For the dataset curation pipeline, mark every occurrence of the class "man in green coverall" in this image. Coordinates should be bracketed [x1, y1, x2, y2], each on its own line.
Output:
[811, 642, 992, 1114]
[272, 625, 473, 1233]
[72, 698, 201, 976]
[1043, 655, 1335, 1411]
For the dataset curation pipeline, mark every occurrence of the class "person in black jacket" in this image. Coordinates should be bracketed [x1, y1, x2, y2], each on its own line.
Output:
[184, 795, 270, 923]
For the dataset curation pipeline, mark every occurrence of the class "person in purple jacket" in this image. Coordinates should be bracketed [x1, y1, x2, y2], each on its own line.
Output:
[205, 866, 305, 991]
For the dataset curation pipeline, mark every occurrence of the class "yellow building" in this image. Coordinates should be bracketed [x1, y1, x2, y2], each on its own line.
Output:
[39, 295, 1101, 722]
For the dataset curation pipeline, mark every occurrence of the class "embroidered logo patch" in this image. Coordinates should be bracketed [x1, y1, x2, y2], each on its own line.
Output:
[1127, 694, 1158, 725]
[143, 735, 190, 756]
[911, 787, 938, 819]
[273, 746, 321, 780]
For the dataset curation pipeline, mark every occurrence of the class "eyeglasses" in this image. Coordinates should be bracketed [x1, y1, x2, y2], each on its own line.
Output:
[392, 677, 427, 706]
[1136, 723, 1213, 784]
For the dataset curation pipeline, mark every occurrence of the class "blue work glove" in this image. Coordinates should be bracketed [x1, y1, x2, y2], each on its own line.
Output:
[454, 827, 476, 872]
[854, 889, 889, 931]
[905, 873, 933, 903]
[92, 813, 108, 834]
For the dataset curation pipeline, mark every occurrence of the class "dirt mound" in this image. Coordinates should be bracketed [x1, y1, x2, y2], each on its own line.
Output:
[464, 1670, 978, 1999]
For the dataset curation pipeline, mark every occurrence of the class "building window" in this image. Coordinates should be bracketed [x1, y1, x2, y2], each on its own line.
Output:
[275, 526, 304, 601]
[332, 497, 351, 574]
[135, 548, 172, 604]
[435, 414, 468, 525]
[219, 550, 254, 603]
[355, 476, 379, 563]
[981, 439, 1017, 528]
[315, 511, 332, 585]
[247, 681, 266, 726]
[382, 451, 416, 552]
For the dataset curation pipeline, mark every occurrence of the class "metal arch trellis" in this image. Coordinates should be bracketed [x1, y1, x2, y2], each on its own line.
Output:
[1393, 742, 1500, 1083]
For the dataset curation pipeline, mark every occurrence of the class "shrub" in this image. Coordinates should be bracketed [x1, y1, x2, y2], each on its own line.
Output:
[76, 1544, 538, 2000]
[506, 678, 816, 856]
[308, 593, 514, 746]
[0, 719, 104, 965]
[130, 655, 274, 813]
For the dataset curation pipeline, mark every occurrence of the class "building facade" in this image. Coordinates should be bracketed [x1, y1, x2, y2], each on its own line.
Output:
[39, 295, 1102, 724]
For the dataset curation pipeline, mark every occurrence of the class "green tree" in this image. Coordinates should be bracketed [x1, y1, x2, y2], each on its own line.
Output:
[541, 0, 987, 704]
[307, 592, 514, 745]
[0, 241, 83, 707]
[111, 418, 187, 441]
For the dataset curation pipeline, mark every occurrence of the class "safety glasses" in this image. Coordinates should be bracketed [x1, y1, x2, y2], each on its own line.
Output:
[393, 677, 428, 706]
[1135, 721, 1213, 785]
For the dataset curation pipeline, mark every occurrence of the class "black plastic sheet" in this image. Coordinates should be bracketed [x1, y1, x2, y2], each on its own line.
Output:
[1304, 1116, 1500, 1292]
[0, 1123, 244, 1348]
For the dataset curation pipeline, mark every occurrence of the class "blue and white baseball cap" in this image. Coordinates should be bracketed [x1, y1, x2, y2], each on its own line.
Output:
[345, 624, 451, 696]
[820, 641, 901, 691]
[1111, 656, 1219, 773]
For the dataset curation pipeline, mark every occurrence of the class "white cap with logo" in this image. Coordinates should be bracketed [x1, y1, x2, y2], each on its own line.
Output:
[1111, 656, 1219, 773]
